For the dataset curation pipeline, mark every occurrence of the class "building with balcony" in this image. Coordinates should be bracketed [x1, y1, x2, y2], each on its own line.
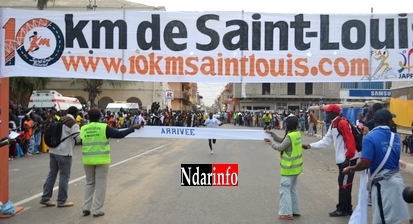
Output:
[168, 82, 198, 111]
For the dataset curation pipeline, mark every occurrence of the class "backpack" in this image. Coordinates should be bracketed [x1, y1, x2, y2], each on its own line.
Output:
[44, 118, 77, 148]
[337, 118, 363, 152]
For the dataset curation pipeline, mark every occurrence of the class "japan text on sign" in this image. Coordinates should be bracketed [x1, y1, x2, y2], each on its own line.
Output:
[1, 9, 413, 83]
[165, 90, 174, 100]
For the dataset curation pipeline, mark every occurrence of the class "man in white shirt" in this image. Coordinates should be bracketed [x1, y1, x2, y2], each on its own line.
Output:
[203, 113, 223, 154]
[302, 104, 359, 217]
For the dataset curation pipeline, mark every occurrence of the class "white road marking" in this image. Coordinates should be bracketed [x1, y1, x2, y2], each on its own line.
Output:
[14, 143, 172, 206]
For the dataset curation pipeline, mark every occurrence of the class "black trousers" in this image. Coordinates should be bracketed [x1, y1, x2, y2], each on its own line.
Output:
[336, 159, 357, 212]
[208, 139, 216, 150]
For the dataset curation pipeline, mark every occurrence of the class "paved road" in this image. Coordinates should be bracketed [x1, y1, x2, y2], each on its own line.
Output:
[3, 125, 413, 224]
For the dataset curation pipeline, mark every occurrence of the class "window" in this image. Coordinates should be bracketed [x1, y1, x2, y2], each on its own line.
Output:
[305, 83, 313, 95]
[385, 82, 392, 89]
[341, 82, 358, 89]
[287, 83, 296, 95]
[361, 82, 383, 89]
[262, 83, 270, 95]
[276, 103, 287, 111]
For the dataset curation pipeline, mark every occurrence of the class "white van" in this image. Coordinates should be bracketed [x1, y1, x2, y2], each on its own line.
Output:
[28, 90, 83, 111]
[105, 102, 139, 113]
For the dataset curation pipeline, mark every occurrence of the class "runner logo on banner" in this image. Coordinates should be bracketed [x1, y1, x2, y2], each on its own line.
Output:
[165, 90, 174, 100]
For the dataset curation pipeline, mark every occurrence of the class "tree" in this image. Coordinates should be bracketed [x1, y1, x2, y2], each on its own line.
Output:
[9, 77, 50, 107]
[37, 0, 49, 10]
[70, 79, 131, 108]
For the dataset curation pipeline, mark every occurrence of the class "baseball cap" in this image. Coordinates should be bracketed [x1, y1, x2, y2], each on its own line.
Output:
[373, 109, 393, 123]
[323, 104, 341, 114]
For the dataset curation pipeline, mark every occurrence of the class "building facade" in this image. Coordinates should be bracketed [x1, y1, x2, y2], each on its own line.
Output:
[225, 83, 341, 112]
[223, 81, 393, 113]
[168, 82, 198, 111]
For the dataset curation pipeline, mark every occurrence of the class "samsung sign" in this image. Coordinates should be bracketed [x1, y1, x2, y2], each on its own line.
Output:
[349, 90, 392, 97]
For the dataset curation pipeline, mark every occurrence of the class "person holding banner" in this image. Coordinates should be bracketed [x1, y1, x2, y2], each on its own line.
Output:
[264, 114, 302, 221]
[302, 104, 358, 217]
[203, 113, 223, 154]
[80, 109, 143, 217]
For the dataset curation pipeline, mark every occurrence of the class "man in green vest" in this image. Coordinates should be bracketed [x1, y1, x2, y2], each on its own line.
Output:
[264, 114, 303, 221]
[80, 108, 143, 218]
[233, 113, 238, 126]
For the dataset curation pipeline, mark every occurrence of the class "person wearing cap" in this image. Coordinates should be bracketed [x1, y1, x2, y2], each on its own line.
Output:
[302, 104, 358, 217]
[264, 114, 303, 220]
[343, 109, 410, 224]
[40, 106, 81, 208]
[80, 108, 143, 218]
[263, 111, 272, 130]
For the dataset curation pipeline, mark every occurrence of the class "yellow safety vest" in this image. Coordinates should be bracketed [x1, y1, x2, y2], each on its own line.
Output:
[280, 131, 303, 176]
[81, 122, 110, 165]
[263, 114, 272, 122]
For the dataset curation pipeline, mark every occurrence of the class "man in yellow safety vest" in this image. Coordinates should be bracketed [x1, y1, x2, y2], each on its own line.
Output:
[80, 108, 143, 218]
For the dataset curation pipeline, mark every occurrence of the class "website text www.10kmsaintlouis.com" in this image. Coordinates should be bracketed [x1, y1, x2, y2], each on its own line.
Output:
[60, 52, 369, 77]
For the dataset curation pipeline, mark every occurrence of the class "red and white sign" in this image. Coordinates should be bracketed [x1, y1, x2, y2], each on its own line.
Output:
[165, 90, 174, 100]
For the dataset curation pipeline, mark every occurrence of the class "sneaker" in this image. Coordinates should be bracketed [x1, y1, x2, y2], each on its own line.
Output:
[57, 201, 74, 207]
[25, 153, 32, 157]
[346, 210, 353, 215]
[40, 200, 56, 207]
[211, 150, 213, 154]
[329, 210, 347, 217]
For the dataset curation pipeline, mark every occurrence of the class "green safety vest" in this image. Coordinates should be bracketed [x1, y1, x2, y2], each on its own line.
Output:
[81, 122, 110, 165]
[280, 131, 303, 176]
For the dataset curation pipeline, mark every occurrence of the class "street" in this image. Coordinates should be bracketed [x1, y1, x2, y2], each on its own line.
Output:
[3, 125, 413, 224]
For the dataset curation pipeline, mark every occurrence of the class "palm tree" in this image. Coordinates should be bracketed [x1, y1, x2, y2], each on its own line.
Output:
[9, 77, 51, 107]
[69, 79, 131, 108]
[37, 0, 49, 10]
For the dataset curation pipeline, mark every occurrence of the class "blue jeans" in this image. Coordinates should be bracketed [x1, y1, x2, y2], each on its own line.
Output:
[33, 131, 42, 153]
[41, 154, 72, 204]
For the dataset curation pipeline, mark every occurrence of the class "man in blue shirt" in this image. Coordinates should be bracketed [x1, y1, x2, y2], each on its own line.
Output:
[343, 109, 410, 224]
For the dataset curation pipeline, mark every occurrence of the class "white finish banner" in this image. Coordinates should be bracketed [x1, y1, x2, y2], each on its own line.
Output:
[1, 9, 413, 83]
[125, 126, 271, 140]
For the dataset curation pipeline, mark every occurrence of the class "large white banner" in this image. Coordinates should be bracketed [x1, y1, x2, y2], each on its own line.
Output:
[125, 126, 270, 140]
[1, 9, 413, 83]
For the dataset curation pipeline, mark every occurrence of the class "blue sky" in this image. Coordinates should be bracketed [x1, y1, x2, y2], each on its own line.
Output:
[129, 0, 410, 106]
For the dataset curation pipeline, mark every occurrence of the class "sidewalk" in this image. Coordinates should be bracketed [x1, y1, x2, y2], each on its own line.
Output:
[312, 133, 413, 173]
